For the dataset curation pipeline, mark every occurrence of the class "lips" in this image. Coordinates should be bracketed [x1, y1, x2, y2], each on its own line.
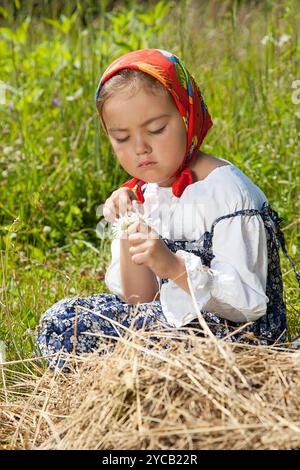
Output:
[138, 160, 157, 168]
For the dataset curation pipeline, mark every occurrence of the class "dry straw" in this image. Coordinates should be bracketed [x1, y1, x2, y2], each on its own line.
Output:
[1, 313, 300, 450]
[1, 213, 299, 450]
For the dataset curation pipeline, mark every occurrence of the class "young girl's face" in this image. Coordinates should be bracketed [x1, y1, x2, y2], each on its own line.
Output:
[102, 84, 187, 187]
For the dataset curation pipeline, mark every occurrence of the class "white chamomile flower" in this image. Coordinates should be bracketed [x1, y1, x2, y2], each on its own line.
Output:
[277, 34, 290, 47]
[111, 208, 154, 239]
[261, 35, 269, 45]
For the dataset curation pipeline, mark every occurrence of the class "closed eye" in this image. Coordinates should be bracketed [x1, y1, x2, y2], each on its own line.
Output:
[150, 125, 166, 135]
[115, 126, 166, 144]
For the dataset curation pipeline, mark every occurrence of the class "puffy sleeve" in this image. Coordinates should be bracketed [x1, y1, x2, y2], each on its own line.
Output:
[105, 238, 127, 302]
[159, 213, 269, 328]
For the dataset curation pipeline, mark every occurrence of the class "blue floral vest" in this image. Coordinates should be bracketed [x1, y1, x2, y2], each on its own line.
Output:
[159, 202, 300, 346]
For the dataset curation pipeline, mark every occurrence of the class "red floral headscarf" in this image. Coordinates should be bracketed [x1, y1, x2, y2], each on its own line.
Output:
[96, 48, 213, 203]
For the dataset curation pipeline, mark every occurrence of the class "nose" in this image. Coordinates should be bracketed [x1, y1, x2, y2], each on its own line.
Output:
[134, 133, 151, 155]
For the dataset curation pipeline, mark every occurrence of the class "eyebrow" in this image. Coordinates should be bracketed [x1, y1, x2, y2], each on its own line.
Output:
[108, 113, 170, 133]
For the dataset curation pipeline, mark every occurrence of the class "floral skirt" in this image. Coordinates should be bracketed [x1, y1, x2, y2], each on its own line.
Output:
[35, 294, 172, 371]
[35, 293, 265, 372]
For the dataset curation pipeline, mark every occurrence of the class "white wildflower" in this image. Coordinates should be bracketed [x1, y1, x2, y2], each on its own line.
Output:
[66, 87, 83, 101]
[112, 212, 143, 238]
[277, 34, 290, 47]
[261, 35, 269, 45]
[3, 146, 14, 155]
[111, 203, 154, 239]
[262, 33, 291, 47]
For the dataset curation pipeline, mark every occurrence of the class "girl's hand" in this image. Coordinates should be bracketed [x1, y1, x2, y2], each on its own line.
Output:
[103, 187, 142, 223]
[126, 219, 177, 279]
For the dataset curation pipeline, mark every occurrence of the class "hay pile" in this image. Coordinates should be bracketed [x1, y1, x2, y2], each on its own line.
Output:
[1, 326, 300, 450]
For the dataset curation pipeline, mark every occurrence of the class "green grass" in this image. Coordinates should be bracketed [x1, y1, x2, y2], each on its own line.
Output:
[0, 0, 299, 372]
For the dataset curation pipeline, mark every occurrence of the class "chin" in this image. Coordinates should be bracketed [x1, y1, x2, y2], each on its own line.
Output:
[145, 176, 170, 185]
[134, 173, 158, 183]
[133, 169, 175, 186]
[157, 176, 177, 186]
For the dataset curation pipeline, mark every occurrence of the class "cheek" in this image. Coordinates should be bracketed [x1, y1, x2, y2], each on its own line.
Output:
[112, 143, 126, 160]
[114, 146, 134, 168]
[167, 124, 187, 153]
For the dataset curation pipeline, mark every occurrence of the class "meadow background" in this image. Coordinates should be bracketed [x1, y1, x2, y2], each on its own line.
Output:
[0, 0, 299, 373]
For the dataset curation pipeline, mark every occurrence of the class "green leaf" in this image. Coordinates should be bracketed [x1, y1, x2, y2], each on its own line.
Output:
[0, 6, 9, 19]
[29, 245, 45, 262]
[15, 17, 31, 45]
[43, 12, 78, 35]
[65, 205, 82, 230]
[0, 27, 14, 41]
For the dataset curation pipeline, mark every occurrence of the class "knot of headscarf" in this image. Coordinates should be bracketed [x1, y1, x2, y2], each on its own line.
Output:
[95, 48, 213, 203]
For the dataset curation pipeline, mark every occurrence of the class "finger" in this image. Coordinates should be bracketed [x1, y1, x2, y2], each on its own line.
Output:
[129, 189, 139, 202]
[129, 243, 143, 255]
[129, 232, 150, 245]
[131, 200, 144, 216]
[119, 194, 130, 216]
[128, 220, 152, 239]
[130, 235, 150, 250]
[148, 227, 160, 239]
[131, 252, 146, 266]
[113, 192, 130, 217]
[137, 220, 152, 237]
[128, 232, 146, 245]
[126, 220, 141, 235]
[103, 204, 117, 223]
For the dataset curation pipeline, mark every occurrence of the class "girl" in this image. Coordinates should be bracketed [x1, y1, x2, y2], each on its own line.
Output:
[35, 48, 300, 371]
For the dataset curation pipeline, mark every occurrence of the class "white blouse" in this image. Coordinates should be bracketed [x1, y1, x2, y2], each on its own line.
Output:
[105, 158, 270, 328]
